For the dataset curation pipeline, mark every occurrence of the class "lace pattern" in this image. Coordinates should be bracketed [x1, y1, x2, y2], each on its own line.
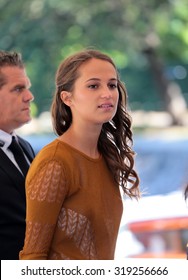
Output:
[58, 208, 97, 259]
[23, 221, 54, 254]
[27, 160, 66, 203]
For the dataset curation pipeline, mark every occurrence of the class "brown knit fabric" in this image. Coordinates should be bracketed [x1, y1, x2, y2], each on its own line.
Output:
[19, 139, 123, 260]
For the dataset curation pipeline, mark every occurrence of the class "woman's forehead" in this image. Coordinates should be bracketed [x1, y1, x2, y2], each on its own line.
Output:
[77, 58, 117, 79]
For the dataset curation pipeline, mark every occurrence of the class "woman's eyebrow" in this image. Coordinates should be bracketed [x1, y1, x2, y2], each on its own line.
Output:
[85, 77, 117, 82]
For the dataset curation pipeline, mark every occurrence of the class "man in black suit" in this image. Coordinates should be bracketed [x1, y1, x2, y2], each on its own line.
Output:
[0, 50, 35, 259]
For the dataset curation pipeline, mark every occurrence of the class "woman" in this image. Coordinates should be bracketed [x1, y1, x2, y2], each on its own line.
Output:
[20, 49, 140, 260]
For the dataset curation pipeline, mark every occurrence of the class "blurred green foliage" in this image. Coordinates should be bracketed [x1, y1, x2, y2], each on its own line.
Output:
[0, 0, 188, 116]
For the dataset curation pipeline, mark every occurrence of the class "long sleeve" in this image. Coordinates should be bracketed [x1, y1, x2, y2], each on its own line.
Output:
[19, 159, 68, 260]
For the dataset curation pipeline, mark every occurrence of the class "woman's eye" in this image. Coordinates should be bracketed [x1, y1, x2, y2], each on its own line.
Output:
[88, 84, 98, 89]
[88, 83, 117, 89]
[109, 84, 117, 89]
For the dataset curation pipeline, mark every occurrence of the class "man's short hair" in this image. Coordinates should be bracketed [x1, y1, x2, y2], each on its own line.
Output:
[0, 50, 24, 89]
[0, 50, 24, 68]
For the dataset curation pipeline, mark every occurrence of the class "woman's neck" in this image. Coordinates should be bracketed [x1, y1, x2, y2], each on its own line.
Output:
[59, 125, 101, 159]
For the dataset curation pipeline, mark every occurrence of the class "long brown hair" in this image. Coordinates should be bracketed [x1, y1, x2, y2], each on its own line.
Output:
[51, 49, 140, 198]
[185, 185, 188, 201]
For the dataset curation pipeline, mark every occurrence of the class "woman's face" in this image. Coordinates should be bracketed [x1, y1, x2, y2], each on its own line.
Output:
[62, 58, 119, 127]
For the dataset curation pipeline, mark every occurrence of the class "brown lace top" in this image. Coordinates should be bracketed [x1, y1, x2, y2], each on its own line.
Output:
[19, 139, 123, 260]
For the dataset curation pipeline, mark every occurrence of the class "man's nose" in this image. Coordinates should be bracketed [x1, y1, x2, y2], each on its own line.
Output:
[24, 90, 34, 102]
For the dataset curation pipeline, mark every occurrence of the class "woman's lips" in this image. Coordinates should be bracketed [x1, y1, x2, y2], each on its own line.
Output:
[98, 103, 113, 108]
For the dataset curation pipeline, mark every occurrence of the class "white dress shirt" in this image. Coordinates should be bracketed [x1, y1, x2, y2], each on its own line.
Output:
[0, 129, 30, 174]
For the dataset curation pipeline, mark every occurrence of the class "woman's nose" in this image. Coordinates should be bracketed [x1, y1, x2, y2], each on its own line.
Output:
[101, 87, 112, 98]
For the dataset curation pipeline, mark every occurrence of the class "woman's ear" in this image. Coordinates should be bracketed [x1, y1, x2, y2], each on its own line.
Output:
[60, 91, 72, 106]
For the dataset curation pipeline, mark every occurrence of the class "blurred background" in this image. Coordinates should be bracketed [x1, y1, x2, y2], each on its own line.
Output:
[1, 0, 188, 259]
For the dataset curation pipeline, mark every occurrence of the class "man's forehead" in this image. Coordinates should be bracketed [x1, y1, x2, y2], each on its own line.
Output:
[2, 65, 25, 74]
[2, 66, 30, 84]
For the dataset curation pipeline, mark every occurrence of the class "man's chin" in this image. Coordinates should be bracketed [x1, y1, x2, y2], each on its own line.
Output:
[17, 117, 32, 128]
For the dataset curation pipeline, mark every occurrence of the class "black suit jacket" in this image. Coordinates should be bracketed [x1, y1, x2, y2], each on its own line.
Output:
[0, 136, 35, 260]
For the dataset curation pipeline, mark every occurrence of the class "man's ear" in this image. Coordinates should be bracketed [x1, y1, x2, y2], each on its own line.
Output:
[60, 91, 72, 106]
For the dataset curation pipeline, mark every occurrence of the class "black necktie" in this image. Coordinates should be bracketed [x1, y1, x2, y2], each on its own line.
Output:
[9, 136, 29, 177]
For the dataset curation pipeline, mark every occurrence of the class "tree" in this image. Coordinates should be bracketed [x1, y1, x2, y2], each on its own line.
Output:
[1, 0, 188, 123]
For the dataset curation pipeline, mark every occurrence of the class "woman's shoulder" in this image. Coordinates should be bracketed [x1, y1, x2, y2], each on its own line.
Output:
[31, 138, 77, 168]
[27, 139, 69, 180]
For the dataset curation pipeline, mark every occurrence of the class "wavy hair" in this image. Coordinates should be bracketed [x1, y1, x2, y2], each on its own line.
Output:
[51, 49, 140, 198]
[185, 185, 188, 201]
